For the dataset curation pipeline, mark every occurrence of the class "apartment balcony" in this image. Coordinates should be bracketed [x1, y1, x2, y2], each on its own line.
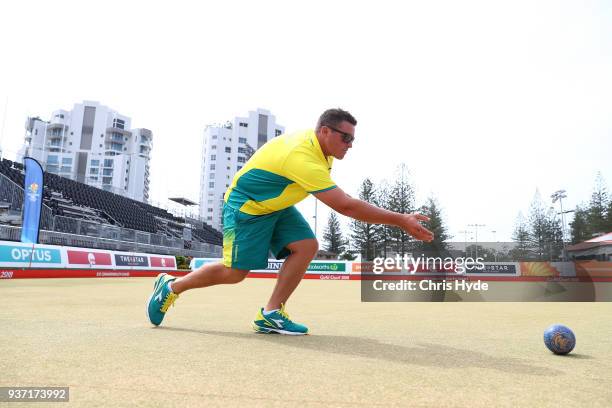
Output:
[47, 135, 66, 142]
[105, 143, 124, 153]
[106, 133, 126, 143]
[47, 127, 67, 139]
[140, 136, 152, 143]
[106, 127, 132, 137]
[47, 140, 63, 148]
[47, 122, 67, 131]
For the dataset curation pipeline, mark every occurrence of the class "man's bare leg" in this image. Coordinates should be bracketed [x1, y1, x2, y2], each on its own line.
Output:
[171, 263, 249, 294]
[265, 238, 318, 311]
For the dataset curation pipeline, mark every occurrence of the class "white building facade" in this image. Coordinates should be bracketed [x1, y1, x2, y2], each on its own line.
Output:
[199, 108, 285, 231]
[19, 101, 152, 202]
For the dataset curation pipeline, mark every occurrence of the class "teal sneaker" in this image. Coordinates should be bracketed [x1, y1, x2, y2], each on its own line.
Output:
[252, 303, 309, 335]
[147, 273, 179, 326]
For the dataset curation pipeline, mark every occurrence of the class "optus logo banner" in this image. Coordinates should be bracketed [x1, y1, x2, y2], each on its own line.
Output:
[0, 244, 62, 264]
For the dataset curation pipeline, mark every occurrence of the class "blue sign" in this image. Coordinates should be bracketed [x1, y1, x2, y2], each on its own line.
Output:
[0, 244, 61, 264]
[21, 157, 44, 243]
[191, 258, 216, 269]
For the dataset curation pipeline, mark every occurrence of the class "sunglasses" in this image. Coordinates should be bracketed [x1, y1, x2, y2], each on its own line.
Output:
[326, 126, 355, 144]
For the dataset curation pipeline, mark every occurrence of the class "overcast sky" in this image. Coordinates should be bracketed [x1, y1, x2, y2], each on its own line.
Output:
[0, 0, 610, 242]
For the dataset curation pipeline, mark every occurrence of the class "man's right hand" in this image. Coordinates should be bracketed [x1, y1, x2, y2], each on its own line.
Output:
[399, 213, 434, 242]
[315, 187, 435, 242]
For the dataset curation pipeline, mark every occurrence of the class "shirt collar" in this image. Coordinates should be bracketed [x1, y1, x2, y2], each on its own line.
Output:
[309, 129, 334, 168]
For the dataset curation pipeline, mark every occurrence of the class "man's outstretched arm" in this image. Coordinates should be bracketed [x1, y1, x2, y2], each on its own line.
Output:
[314, 186, 434, 242]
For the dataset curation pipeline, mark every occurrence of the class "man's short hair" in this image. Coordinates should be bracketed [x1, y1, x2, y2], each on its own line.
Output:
[316, 108, 357, 131]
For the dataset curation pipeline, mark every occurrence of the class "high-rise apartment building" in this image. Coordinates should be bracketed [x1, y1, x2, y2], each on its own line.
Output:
[199, 108, 285, 231]
[19, 101, 152, 202]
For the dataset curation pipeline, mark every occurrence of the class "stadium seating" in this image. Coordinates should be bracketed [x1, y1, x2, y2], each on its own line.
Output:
[0, 158, 222, 246]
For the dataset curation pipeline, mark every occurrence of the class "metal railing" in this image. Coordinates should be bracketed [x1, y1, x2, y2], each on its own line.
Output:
[0, 224, 221, 258]
[0, 173, 221, 257]
[0, 173, 53, 230]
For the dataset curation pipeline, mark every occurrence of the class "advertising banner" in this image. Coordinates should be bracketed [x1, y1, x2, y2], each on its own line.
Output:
[190, 258, 216, 270]
[20, 157, 44, 244]
[150, 256, 176, 269]
[114, 253, 149, 268]
[466, 262, 519, 275]
[190, 258, 349, 275]
[256, 260, 348, 274]
[306, 261, 347, 273]
[0, 243, 63, 268]
[67, 250, 113, 268]
[575, 261, 612, 278]
[0, 240, 180, 273]
[352, 261, 519, 276]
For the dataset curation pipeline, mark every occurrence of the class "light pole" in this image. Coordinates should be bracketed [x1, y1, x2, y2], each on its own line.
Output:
[468, 224, 486, 259]
[491, 230, 497, 261]
[458, 230, 470, 256]
[0, 97, 7, 160]
[551, 190, 567, 242]
[313, 197, 318, 237]
[551, 189, 574, 260]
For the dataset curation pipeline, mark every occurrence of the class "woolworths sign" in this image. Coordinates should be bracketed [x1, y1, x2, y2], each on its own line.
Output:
[264, 261, 347, 273]
[307, 262, 346, 272]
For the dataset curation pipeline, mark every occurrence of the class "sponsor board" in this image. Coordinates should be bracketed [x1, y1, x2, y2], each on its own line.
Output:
[467, 263, 519, 275]
[519, 261, 611, 278]
[0, 241, 178, 270]
[2, 266, 611, 281]
[319, 274, 350, 280]
[307, 262, 346, 272]
[352, 262, 400, 273]
[67, 250, 112, 267]
[190, 258, 216, 269]
[114, 254, 149, 267]
[0, 269, 190, 279]
[266, 260, 284, 271]
[576, 261, 612, 278]
[0, 240, 180, 272]
[190, 258, 349, 274]
[96, 271, 131, 277]
[353, 262, 520, 276]
[262, 260, 348, 274]
[0, 243, 63, 268]
[150, 256, 176, 269]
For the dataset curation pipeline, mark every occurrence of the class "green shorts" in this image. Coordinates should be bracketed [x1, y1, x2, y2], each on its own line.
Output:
[222, 205, 315, 271]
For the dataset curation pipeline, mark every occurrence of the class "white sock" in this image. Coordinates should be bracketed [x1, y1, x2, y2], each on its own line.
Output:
[167, 281, 174, 293]
[263, 308, 279, 315]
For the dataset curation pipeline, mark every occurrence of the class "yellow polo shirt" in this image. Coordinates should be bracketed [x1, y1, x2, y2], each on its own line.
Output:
[224, 129, 336, 215]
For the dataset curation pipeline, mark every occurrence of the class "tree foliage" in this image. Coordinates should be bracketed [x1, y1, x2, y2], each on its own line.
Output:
[417, 196, 451, 256]
[570, 172, 612, 243]
[350, 178, 380, 260]
[322, 211, 345, 255]
[386, 164, 415, 256]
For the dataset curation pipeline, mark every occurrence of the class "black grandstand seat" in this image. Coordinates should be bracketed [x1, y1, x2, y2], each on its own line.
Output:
[0, 158, 222, 246]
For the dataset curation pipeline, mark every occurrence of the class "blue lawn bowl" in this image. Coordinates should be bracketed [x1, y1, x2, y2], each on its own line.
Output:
[543, 324, 576, 355]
